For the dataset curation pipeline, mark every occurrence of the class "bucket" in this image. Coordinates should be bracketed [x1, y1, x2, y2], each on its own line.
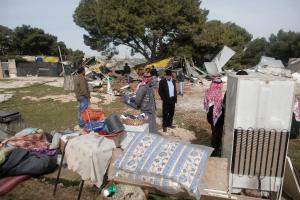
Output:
[105, 115, 125, 134]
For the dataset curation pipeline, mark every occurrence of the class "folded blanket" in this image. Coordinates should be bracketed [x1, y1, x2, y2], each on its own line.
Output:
[114, 133, 213, 200]
[5, 133, 49, 151]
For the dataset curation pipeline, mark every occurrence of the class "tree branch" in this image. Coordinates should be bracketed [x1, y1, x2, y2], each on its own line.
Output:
[120, 39, 150, 60]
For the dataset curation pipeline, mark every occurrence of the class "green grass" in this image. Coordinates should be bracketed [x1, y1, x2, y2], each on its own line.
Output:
[10, 83, 67, 97]
[102, 96, 126, 116]
[0, 84, 77, 132]
[42, 177, 81, 187]
[174, 114, 211, 146]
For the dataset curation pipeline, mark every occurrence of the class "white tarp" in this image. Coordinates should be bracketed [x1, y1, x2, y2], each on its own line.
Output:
[255, 56, 290, 77]
[204, 62, 219, 76]
[212, 46, 236, 72]
[255, 56, 285, 69]
[184, 58, 199, 77]
[204, 46, 236, 75]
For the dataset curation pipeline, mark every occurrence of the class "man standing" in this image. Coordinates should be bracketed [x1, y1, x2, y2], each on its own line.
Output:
[159, 69, 177, 132]
[177, 69, 185, 96]
[150, 65, 158, 89]
[123, 63, 131, 83]
[74, 67, 90, 127]
[135, 73, 157, 133]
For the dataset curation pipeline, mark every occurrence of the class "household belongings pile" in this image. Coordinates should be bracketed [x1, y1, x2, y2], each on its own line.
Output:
[0, 127, 90, 197]
[62, 112, 212, 200]
[62, 112, 126, 188]
[120, 113, 147, 126]
[0, 128, 58, 185]
[80, 108, 125, 140]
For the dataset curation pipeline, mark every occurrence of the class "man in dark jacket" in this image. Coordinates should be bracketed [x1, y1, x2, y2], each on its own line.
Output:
[74, 67, 90, 127]
[123, 63, 131, 83]
[159, 69, 177, 132]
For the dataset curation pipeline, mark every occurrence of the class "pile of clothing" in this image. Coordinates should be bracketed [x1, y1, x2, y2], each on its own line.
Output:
[0, 128, 58, 178]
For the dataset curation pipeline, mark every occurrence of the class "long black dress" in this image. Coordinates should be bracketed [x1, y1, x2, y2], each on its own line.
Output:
[207, 105, 225, 157]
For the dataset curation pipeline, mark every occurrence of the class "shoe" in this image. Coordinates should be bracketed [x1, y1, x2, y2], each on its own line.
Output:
[168, 125, 176, 129]
[163, 127, 167, 132]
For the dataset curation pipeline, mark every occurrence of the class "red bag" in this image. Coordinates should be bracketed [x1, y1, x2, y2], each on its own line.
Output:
[81, 108, 105, 121]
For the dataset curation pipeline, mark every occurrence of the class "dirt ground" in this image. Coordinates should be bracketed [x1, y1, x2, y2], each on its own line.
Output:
[1, 178, 100, 200]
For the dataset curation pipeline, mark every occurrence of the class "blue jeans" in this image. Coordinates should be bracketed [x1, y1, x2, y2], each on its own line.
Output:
[78, 98, 89, 127]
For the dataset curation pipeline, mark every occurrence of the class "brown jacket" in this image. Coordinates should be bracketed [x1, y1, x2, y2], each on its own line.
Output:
[74, 75, 90, 100]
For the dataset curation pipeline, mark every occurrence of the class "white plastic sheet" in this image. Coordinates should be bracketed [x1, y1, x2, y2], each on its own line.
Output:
[255, 56, 285, 69]
[204, 46, 236, 75]
[212, 46, 236, 73]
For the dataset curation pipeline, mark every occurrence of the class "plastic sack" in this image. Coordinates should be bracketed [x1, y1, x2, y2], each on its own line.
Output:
[114, 133, 213, 200]
[123, 95, 138, 109]
[84, 120, 105, 132]
[81, 108, 105, 121]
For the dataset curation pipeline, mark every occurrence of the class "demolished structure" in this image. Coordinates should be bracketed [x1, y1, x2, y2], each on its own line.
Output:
[204, 46, 236, 76]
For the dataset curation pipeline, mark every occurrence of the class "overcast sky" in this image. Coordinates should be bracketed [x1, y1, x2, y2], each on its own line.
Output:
[0, 0, 299, 57]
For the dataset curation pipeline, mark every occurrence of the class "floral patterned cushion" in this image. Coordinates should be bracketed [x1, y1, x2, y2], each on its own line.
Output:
[114, 168, 182, 194]
[114, 133, 213, 199]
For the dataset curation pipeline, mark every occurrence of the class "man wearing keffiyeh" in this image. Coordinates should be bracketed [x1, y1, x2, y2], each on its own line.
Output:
[203, 77, 225, 156]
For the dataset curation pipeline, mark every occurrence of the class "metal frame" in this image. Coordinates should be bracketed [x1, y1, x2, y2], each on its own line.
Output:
[53, 140, 85, 200]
